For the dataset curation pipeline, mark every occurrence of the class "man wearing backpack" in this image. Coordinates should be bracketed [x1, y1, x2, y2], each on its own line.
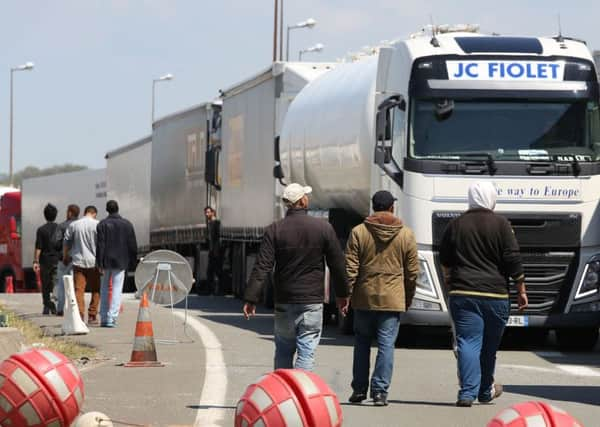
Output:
[54, 204, 80, 316]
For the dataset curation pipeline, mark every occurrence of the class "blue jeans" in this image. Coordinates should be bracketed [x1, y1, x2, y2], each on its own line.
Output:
[352, 310, 401, 396]
[449, 296, 509, 401]
[100, 269, 125, 324]
[274, 303, 323, 371]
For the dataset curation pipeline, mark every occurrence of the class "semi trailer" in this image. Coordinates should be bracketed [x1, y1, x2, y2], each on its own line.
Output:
[279, 26, 600, 349]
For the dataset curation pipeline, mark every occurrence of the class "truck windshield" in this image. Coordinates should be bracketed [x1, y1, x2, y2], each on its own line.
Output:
[409, 99, 600, 161]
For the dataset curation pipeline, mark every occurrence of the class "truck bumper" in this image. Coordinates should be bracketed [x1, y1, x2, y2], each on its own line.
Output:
[403, 310, 600, 328]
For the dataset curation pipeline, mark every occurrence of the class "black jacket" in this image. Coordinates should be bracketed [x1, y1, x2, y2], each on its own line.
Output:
[207, 218, 221, 256]
[244, 209, 349, 305]
[96, 213, 138, 271]
[439, 208, 524, 296]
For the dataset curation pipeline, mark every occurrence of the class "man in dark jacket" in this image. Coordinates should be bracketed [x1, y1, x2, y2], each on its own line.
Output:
[34, 203, 59, 315]
[54, 204, 80, 316]
[440, 181, 527, 407]
[243, 183, 350, 371]
[204, 206, 222, 295]
[346, 190, 419, 406]
[96, 200, 137, 327]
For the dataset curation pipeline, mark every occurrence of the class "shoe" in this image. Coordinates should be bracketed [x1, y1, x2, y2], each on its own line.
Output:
[456, 399, 473, 407]
[372, 392, 388, 406]
[101, 321, 115, 328]
[479, 383, 503, 404]
[87, 315, 100, 326]
[56, 311, 64, 317]
[42, 307, 50, 315]
[348, 392, 367, 404]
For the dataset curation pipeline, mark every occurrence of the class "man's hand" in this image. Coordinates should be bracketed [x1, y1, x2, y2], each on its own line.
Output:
[62, 256, 71, 266]
[33, 262, 40, 273]
[336, 297, 350, 317]
[243, 302, 256, 320]
[517, 293, 528, 311]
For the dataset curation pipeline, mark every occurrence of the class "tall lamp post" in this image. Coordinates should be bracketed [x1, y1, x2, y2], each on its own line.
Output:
[9, 62, 34, 187]
[299, 43, 324, 61]
[286, 18, 316, 61]
[152, 73, 174, 127]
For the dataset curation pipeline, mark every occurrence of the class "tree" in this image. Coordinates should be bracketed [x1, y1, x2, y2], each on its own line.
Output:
[0, 164, 88, 187]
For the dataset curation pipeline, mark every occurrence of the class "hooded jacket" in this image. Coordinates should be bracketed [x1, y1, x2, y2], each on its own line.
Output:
[345, 211, 419, 312]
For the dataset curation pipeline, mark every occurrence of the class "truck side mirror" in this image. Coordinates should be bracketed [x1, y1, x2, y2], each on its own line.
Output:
[376, 95, 405, 165]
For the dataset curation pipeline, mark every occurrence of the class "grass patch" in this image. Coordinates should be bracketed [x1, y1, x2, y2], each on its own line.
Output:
[0, 303, 96, 360]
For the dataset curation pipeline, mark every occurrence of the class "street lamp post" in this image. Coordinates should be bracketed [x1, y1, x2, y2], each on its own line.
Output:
[298, 43, 324, 61]
[286, 18, 316, 61]
[152, 73, 174, 126]
[9, 62, 34, 187]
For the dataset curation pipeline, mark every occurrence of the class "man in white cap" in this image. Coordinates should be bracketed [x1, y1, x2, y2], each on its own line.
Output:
[243, 183, 350, 371]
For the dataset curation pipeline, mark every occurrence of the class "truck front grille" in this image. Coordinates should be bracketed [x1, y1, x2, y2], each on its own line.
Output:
[509, 252, 577, 315]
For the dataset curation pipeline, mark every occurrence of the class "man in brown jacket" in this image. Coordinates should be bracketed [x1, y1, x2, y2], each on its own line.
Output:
[346, 190, 419, 406]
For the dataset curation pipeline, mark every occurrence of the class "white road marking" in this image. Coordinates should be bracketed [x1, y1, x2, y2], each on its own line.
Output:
[555, 365, 600, 377]
[173, 311, 228, 427]
[499, 364, 559, 374]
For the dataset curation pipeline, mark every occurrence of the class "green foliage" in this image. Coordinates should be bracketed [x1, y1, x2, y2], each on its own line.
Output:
[0, 164, 88, 187]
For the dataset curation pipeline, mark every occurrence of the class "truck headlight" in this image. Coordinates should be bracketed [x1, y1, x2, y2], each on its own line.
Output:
[574, 258, 600, 300]
[416, 258, 437, 298]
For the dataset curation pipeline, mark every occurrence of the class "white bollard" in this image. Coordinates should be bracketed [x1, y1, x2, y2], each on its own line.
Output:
[73, 411, 114, 427]
[62, 275, 90, 335]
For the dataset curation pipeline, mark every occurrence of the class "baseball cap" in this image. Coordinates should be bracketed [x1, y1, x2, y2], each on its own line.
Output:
[372, 190, 397, 211]
[282, 183, 313, 204]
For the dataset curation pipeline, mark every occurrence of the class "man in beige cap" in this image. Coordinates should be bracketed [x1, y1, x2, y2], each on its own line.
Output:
[243, 183, 350, 371]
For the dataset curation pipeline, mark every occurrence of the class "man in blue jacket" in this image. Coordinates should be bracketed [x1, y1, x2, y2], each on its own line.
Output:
[96, 200, 137, 327]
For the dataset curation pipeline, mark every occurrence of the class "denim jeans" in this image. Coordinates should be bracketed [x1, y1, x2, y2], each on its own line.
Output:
[100, 269, 125, 324]
[449, 296, 509, 402]
[54, 262, 73, 314]
[352, 310, 401, 396]
[273, 303, 323, 371]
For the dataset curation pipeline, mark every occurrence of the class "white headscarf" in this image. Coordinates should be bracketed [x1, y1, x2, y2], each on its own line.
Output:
[468, 181, 497, 210]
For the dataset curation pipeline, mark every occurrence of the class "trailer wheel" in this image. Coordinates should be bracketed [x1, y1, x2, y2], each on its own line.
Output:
[556, 327, 599, 351]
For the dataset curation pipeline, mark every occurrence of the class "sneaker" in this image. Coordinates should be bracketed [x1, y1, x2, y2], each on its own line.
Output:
[372, 392, 388, 406]
[101, 321, 115, 328]
[87, 315, 100, 326]
[456, 399, 473, 407]
[348, 392, 367, 404]
[479, 383, 503, 404]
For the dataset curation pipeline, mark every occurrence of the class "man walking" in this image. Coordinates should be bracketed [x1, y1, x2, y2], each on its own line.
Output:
[204, 206, 222, 295]
[440, 181, 527, 407]
[243, 183, 350, 371]
[346, 190, 419, 406]
[33, 204, 59, 315]
[54, 204, 80, 316]
[96, 200, 137, 328]
[63, 206, 101, 324]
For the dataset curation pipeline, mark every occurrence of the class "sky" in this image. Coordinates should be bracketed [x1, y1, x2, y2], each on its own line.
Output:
[1, 0, 599, 172]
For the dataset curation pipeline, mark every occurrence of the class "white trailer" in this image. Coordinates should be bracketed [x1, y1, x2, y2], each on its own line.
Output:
[218, 62, 336, 297]
[105, 136, 152, 251]
[281, 27, 600, 349]
[21, 169, 107, 273]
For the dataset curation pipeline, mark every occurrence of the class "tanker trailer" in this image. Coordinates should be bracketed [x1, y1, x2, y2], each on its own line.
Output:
[281, 26, 600, 349]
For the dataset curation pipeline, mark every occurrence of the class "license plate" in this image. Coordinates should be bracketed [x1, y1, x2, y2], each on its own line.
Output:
[507, 315, 528, 327]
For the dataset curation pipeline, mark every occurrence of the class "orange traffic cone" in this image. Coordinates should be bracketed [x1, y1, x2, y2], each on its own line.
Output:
[5, 276, 14, 293]
[124, 292, 163, 367]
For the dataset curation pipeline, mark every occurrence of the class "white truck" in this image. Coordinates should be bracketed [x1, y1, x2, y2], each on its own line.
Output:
[279, 26, 600, 349]
[21, 169, 107, 285]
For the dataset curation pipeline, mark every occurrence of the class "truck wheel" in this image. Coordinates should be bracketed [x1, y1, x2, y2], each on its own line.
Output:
[556, 328, 599, 351]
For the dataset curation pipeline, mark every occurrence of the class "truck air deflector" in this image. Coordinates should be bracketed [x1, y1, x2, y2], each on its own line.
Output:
[455, 37, 543, 54]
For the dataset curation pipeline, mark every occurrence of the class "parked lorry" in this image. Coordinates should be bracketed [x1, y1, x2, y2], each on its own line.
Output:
[278, 26, 600, 349]
[21, 169, 107, 286]
[0, 188, 29, 292]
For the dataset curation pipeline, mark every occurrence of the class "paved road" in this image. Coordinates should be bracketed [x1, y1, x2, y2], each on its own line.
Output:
[2, 293, 599, 426]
